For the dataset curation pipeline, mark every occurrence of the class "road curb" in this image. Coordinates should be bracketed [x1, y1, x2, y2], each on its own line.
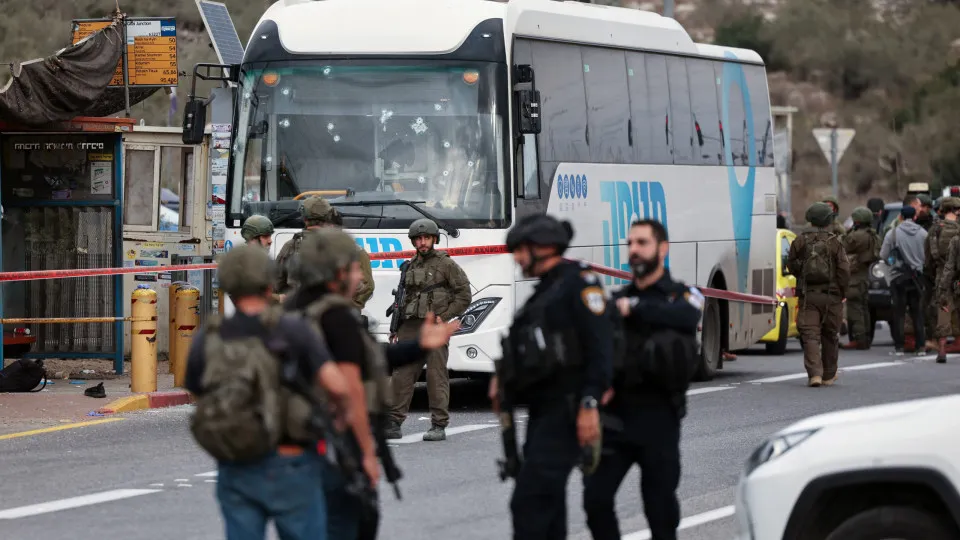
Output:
[97, 391, 192, 415]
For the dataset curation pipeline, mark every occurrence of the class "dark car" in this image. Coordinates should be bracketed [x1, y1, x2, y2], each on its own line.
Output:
[866, 202, 903, 342]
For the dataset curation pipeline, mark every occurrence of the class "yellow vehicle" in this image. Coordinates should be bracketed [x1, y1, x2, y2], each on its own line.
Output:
[760, 228, 799, 355]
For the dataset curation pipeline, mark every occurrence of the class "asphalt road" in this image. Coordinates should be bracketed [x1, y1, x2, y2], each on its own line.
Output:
[3, 327, 960, 540]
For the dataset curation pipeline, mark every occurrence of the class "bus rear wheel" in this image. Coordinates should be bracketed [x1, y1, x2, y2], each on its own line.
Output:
[695, 297, 721, 381]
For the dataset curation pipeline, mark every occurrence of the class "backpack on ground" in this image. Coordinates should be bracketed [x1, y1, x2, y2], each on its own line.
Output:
[189, 309, 285, 464]
[0, 358, 47, 393]
[802, 232, 837, 286]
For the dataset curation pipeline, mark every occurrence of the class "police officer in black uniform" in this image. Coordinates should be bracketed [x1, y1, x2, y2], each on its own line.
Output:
[582, 219, 703, 540]
[488, 214, 614, 540]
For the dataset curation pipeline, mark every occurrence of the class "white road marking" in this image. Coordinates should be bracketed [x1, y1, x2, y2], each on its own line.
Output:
[177, 484, 192, 488]
[0, 489, 162, 519]
[686, 386, 734, 396]
[392, 424, 497, 444]
[148, 483, 164, 487]
[195, 471, 218, 477]
[174, 478, 188, 482]
[747, 361, 907, 384]
[621, 505, 736, 539]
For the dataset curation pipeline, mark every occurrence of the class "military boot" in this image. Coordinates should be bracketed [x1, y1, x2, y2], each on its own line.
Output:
[422, 424, 446, 442]
[385, 420, 402, 440]
[808, 376, 822, 387]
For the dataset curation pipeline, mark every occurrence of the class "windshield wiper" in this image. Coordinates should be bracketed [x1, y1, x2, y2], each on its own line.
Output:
[330, 200, 460, 238]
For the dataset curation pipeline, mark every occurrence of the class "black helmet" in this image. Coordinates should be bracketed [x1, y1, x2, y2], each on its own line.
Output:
[506, 214, 574, 254]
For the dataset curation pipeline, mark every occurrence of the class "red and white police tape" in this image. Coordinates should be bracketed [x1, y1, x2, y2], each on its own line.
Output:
[0, 243, 776, 305]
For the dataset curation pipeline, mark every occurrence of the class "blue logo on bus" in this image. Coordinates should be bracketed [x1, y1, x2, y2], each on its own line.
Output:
[355, 237, 404, 269]
[557, 174, 588, 200]
[600, 180, 669, 285]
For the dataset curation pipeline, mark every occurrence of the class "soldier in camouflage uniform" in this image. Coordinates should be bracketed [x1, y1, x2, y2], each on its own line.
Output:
[274, 196, 375, 309]
[933, 198, 960, 363]
[387, 219, 471, 441]
[917, 193, 940, 350]
[787, 202, 851, 387]
[820, 196, 847, 236]
[841, 207, 880, 350]
[240, 214, 275, 249]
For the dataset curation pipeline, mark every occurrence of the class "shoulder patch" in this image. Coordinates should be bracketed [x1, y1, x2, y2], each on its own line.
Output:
[579, 270, 599, 284]
[580, 286, 607, 315]
[684, 287, 705, 311]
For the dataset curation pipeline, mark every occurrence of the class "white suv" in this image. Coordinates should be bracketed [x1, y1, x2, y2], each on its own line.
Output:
[734, 394, 960, 539]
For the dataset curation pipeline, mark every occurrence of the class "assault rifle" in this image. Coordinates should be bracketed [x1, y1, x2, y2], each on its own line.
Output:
[276, 353, 377, 511]
[493, 352, 521, 481]
[386, 260, 410, 337]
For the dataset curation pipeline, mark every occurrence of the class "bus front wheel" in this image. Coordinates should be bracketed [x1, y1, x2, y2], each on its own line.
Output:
[695, 297, 721, 381]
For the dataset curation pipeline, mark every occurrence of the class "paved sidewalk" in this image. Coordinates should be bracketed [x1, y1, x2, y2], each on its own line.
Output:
[0, 359, 190, 436]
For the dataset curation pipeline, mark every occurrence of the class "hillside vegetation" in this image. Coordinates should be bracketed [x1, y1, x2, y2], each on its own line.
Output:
[2, 0, 958, 220]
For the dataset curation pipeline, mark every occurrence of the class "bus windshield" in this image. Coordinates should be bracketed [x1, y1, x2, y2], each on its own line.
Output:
[230, 61, 508, 229]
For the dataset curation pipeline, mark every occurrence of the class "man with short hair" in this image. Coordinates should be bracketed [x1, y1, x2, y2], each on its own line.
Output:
[881, 205, 929, 354]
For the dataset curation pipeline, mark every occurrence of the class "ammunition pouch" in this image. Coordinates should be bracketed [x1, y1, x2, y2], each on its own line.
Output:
[500, 324, 581, 398]
[616, 329, 698, 394]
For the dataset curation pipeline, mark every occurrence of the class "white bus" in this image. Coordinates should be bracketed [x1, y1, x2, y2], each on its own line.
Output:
[214, 0, 778, 381]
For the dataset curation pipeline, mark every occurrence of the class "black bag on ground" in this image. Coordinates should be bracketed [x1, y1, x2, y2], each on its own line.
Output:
[0, 358, 47, 392]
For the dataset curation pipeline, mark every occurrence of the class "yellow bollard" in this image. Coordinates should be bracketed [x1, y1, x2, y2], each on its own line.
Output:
[173, 286, 200, 388]
[131, 285, 158, 393]
[168, 282, 184, 374]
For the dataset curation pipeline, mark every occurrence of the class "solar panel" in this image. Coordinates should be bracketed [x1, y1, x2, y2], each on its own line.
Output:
[196, 0, 245, 65]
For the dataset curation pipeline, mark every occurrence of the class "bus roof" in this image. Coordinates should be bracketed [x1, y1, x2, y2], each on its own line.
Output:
[259, 0, 764, 64]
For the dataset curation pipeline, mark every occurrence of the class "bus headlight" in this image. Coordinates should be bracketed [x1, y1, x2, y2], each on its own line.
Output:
[453, 297, 501, 335]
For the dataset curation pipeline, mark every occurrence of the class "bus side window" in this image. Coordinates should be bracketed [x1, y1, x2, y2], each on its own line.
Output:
[519, 133, 541, 199]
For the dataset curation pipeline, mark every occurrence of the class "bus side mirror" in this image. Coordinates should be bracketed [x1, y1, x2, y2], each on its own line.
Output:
[516, 89, 541, 135]
[782, 257, 791, 276]
[182, 98, 207, 145]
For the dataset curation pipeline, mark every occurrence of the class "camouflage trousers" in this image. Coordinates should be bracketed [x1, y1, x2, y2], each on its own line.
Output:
[388, 319, 450, 428]
[921, 275, 937, 344]
[935, 297, 960, 339]
[797, 292, 843, 380]
[845, 281, 870, 344]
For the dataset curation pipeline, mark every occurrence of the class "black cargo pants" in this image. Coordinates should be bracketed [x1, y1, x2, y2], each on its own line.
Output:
[583, 400, 681, 540]
[509, 400, 581, 540]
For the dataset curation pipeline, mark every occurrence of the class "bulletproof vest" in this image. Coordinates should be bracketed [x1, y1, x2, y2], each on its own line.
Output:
[800, 231, 838, 290]
[189, 307, 317, 463]
[402, 252, 451, 320]
[931, 221, 960, 268]
[502, 272, 583, 395]
[303, 294, 391, 414]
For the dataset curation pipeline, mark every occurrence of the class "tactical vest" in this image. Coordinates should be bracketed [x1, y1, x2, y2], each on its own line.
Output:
[402, 254, 451, 320]
[282, 231, 307, 290]
[302, 294, 391, 415]
[501, 273, 583, 396]
[190, 307, 318, 463]
[930, 221, 960, 268]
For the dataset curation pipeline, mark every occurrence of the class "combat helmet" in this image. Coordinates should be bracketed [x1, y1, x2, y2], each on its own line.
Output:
[806, 202, 834, 228]
[301, 196, 342, 225]
[850, 207, 874, 226]
[240, 215, 274, 242]
[408, 218, 440, 239]
[217, 244, 276, 298]
[942, 197, 960, 214]
[506, 214, 574, 254]
[291, 228, 360, 288]
[821, 196, 840, 215]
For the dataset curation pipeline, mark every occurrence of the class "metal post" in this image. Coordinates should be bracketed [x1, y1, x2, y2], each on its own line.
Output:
[830, 127, 839, 201]
[173, 286, 199, 388]
[131, 286, 158, 393]
[120, 15, 132, 118]
[786, 111, 794, 221]
[168, 281, 185, 374]
[663, 0, 674, 18]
